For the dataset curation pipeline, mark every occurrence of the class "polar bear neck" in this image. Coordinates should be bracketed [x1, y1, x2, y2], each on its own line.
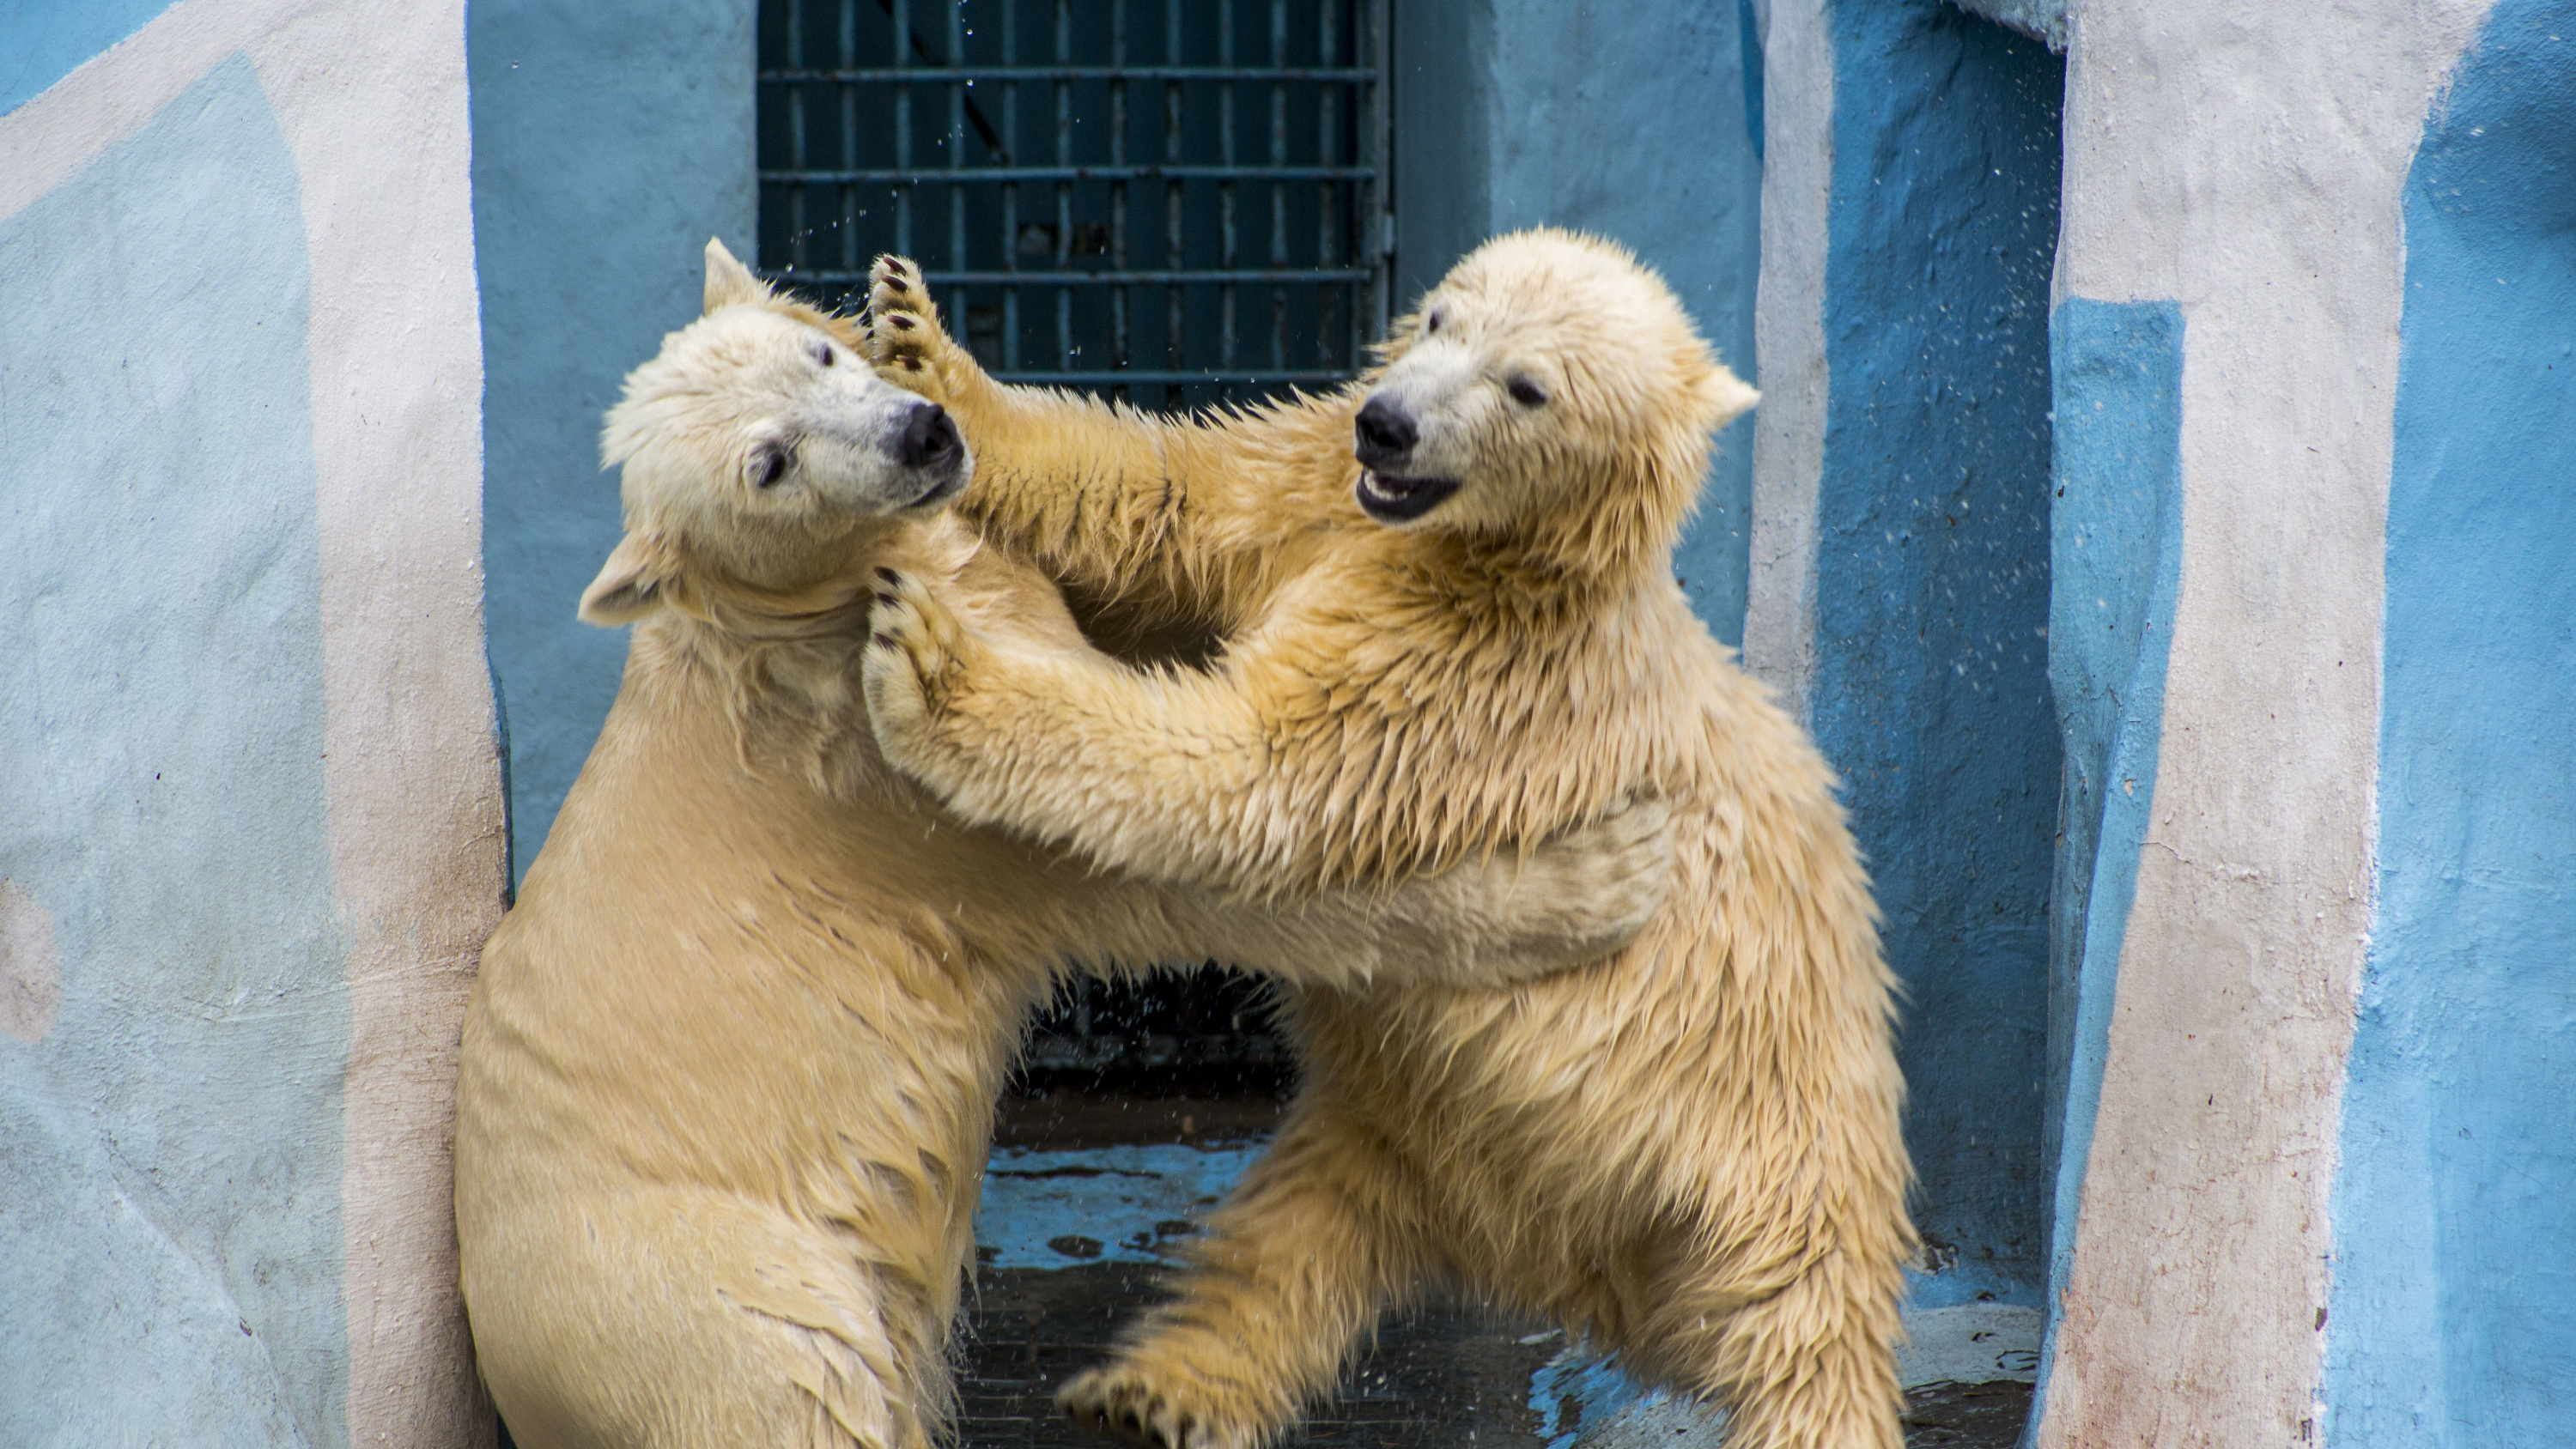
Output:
[631, 518, 975, 802]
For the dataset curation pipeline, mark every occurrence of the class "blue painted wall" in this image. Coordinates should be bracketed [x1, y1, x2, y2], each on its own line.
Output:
[1810, 0, 2063, 1304]
[1392, 0, 1763, 645]
[2324, 5, 2576, 1441]
[0, 0, 177, 114]
[471, 0, 756, 882]
[2032, 298, 2183, 1397]
[0, 56, 349, 1448]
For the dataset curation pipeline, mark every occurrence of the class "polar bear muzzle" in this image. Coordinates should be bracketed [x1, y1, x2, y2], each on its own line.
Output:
[1352, 394, 1461, 523]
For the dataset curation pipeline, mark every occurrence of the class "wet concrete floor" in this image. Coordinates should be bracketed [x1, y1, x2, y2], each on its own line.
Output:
[961, 1090, 2031, 1449]
[957, 1260, 2031, 1449]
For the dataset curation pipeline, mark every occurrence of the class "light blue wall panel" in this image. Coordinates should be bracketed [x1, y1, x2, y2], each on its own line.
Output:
[471, 0, 757, 882]
[2324, 3, 2576, 1440]
[0, 0, 178, 114]
[0, 55, 348, 1448]
[1812, 0, 2064, 1305]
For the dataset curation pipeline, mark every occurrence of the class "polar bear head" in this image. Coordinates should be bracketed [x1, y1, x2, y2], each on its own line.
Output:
[1352, 228, 1757, 573]
[579, 240, 969, 624]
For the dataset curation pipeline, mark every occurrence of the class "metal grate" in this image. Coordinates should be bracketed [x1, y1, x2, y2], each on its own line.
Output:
[756, 0, 1391, 411]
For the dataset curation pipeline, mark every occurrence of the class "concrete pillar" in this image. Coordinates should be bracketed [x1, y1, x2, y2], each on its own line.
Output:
[1746, 0, 2064, 1312]
[0, 3, 505, 1443]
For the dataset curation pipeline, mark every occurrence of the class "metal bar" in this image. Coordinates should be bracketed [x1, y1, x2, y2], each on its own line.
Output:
[776, 266, 1374, 284]
[993, 368, 1353, 385]
[1317, 0, 1338, 368]
[1002, 0, 1020, 373]
[946, 0, 967, 339]
[1269, 0, 1287, 373]
[1219, 1, 1236, 372]
[1368, 0, 1389, 340]
[1164, 0, 1185, 408]
[786, 0, 810, 274]
[1110, 0, 1129, 383]
[762, 65, 1376, 82]
[838, 0, 859, 276]
[760, 163, 1374, 183]
[890, 0, 911, 255]
[1053, 0, 1071, 372]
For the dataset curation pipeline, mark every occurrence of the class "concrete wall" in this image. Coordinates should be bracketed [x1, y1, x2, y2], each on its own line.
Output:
[1745, 0, 2063, 1308]
[1393, 0, 1764, 645]
[2035, 2, 2489, 1443]
[2322, 3, 2576, 1440]
[471, 0, 757, 885]
[1754, 2, 2575, 1441]
[0, 3, 506, 1445]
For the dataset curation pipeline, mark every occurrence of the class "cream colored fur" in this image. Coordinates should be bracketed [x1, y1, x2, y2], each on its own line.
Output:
[451, 242, 1684, 1449]
[858, 231, 1916, 1449]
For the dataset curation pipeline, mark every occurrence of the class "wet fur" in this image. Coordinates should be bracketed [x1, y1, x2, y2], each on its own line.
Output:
[451, 245, 1680, 1449]
[860, 231, 1915, 1449]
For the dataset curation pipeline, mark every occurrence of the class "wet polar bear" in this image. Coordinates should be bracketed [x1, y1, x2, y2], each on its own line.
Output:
[858, 230, 1915, 1449]
[451, 242, 1680, 1449]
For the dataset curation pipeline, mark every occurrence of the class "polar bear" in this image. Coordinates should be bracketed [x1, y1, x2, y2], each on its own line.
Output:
[450, 241, 1680, 1449]
[856, 231, 1915, 1449]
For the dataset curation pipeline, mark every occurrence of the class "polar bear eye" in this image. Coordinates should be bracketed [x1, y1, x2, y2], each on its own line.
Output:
[814, 342, 835, 367]
[1424, 309, 1443, 335]
[750, 443, 791, 489]
[1507, 374, 1549, 408]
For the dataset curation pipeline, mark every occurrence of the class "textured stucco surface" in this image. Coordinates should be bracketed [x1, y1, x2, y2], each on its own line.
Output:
[1742, 0, 2063, 1308]
[472, 0, 757, 883]
[0, 0, 178, 113]
[1741, 0, 1833, 715]
[0, 57, 347, 1447]
[1393, 0, 1762, 645]
[2038, 3, 2489, 1443]
[1806, 0, 2062, 1305]
[2032, 296, 2183, 1399]
[1948, 0, 2065, 52]
[2324, 5, 2576, 1441]
[1, 2, 505, 1443]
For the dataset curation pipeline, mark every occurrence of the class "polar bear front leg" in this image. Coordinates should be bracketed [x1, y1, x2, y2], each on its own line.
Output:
[864, 567, 1281, 893]
[1057, 1102, 1431, 1449]
[865, 255, 1266, 629]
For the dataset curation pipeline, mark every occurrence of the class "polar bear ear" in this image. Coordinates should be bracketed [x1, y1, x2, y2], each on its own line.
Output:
[703, 239, 769, 315]
[580, 532, 685, 626]
[1698, 366, 1760, 430]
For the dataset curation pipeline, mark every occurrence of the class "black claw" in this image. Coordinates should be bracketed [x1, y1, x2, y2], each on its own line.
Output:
[872, 633, 896, 649]
[877, 567, 902, 585]
[902, 356, 922, 370]
[890, 314, 916, 330]
[875, 594, 897, 609]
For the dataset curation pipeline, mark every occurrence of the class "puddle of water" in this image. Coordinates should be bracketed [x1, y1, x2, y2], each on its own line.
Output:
[975, 1140, 1261, 1270]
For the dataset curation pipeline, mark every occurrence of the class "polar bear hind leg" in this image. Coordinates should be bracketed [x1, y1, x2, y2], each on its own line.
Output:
[1054, 1100, 1438, 1449]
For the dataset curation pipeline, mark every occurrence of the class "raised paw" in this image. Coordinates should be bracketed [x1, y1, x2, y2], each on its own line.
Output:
[1057, 1361, 1270, 1449]
[864, 254, 954, 399]
[860, 566, 974, 784]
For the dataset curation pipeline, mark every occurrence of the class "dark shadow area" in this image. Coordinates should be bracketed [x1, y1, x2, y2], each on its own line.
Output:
[1813, 0, 2065, 1305]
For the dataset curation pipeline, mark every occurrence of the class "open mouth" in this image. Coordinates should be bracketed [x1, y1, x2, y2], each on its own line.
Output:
[1355, 470, 1461, 523]
[902, 466, 970, 512]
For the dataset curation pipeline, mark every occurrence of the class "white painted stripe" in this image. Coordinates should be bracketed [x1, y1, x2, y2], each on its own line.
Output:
[2038, 3, 2488, 1445]
[1740, 0, 1831, 718]
[249, 9, 505, 1447]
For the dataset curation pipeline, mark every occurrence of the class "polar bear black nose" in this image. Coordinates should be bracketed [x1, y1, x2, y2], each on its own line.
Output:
[1354, 394, 1419, 467]
[897, 403, 961, 470]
